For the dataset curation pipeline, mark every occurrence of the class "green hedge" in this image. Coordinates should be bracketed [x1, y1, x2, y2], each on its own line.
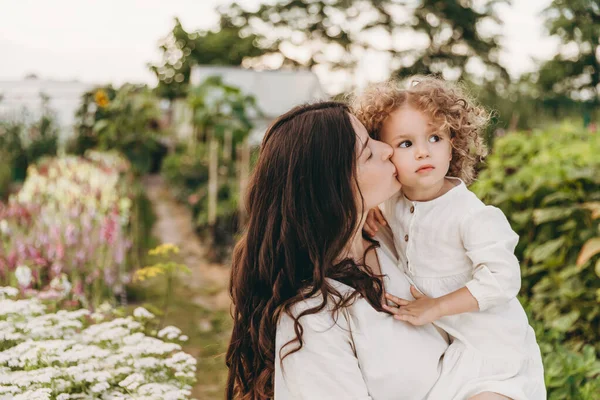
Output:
[472, 122, 600, 398]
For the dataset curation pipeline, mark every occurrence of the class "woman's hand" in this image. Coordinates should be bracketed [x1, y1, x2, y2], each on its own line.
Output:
[363, 207, 388, 237]
[383, 286, 442, 326]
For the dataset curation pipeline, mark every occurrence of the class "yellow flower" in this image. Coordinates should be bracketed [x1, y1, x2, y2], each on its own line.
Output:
[133, 266, 165, 282]
[94, 90, 110, 108]
[148, 243, 180, 257]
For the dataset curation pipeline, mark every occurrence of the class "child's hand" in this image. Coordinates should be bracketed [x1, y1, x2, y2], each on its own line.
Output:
[383, 286, 442, 326]
[363, 207, 388, 237]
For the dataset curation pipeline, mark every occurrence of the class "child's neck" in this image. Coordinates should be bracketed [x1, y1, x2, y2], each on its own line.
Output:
[403, 178, 456, 202]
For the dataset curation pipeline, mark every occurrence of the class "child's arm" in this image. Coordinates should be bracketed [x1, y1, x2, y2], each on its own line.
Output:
[382, 205, 521, 325]
[384, 285, 478, 326]
[363, 207, 388, 237]
[461, 205, 521, 312]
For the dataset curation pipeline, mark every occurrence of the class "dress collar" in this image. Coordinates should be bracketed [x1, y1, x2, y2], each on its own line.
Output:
[400, 176, 465, 209]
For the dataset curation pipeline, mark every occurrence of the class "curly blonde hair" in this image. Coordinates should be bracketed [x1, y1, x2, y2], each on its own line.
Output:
[351, 76, 489, 185]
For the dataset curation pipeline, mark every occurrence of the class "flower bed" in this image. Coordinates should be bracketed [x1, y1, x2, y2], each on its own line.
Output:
[0, 151, 137, 307]
[0, 286, 197, 399]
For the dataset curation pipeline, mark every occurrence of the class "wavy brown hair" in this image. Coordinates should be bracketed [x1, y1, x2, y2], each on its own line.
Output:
[351, 76, 489, 184]
[225, 101, 385, 399]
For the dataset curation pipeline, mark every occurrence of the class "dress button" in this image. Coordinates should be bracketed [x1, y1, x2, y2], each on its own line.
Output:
[410, 206, 415, 213]
[404, 234, 409, 242]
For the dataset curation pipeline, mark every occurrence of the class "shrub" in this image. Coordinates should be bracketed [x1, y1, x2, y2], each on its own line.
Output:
[472, 122, 600, 396]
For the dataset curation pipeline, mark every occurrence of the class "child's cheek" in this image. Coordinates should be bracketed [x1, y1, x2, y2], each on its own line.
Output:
[390, 152, 407, 175]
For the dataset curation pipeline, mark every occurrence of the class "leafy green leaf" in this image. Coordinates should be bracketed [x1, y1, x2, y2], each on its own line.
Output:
[533, 207, 575, 225]
[551, 310, 580, 332]
[530, 237, 566, 263]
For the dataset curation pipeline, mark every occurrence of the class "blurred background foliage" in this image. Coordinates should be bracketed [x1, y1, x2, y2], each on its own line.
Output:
[1, 0, 600, 397]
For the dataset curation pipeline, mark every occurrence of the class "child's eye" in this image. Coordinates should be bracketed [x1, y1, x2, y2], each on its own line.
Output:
[429, 135, 441, 143]
[398, 140, 412, 148]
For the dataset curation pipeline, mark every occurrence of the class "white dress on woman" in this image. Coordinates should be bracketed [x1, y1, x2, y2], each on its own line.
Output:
[274, 233, 449, 399]
[383, 177, 546, 400]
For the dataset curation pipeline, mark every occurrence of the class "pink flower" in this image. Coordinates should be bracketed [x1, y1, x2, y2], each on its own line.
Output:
[65, 224, 77, 246]
[100, 214, 118, 244]
[37, 289, 62, 300]
[51, 262, 63, 276]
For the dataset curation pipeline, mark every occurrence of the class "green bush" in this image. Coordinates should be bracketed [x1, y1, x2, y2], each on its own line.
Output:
[0, 98, 59, 182]
[0, 150, 12, 199]
[472, 122, 600, 397]
[69, 85, 168, 175]
[161, 143, 209, 200]
[161, 143, 240, 262]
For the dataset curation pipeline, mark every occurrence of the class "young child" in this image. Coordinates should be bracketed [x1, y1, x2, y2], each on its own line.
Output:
[352, 77, 546, 400]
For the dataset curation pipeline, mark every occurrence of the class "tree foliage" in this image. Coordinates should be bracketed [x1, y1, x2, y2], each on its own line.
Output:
[149, 17, 267, 100]
[217, 0, 509, 90]
[537, 0, 600, 102]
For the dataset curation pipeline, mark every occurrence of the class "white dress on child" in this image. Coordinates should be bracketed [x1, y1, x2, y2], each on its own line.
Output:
[383, 177, 546, 400]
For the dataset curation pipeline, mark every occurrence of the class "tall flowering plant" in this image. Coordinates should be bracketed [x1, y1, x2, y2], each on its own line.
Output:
[0, 151, 136, 308]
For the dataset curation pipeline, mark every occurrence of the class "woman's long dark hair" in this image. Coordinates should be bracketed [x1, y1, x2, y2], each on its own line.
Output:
[225, 101, 385, 399]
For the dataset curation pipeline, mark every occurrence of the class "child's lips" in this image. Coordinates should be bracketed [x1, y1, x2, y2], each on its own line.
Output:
[416, 165, 435, 173]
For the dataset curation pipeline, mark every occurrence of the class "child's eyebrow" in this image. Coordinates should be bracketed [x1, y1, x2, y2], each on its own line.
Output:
[391, 132, 410, 140]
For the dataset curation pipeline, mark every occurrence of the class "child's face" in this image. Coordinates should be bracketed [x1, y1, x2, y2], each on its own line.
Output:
[379, 105, 452, 191]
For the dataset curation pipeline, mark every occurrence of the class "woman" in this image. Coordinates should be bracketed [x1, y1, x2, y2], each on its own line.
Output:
[225, 102, 506, 399]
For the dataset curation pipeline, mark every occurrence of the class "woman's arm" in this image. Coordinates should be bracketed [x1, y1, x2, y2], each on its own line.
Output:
[275, 307, 372, 400]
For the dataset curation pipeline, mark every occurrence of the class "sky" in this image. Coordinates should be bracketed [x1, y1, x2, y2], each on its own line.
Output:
[0, 0, 559, 93]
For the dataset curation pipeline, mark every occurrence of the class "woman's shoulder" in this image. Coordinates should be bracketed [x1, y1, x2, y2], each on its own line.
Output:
[276, 282, 355, 344]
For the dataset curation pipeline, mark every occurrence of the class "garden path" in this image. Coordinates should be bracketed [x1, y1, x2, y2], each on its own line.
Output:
[143, 174, 231, 311]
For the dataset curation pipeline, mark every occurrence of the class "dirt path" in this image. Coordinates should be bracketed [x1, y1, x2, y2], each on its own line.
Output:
[142, 175, 231, 311]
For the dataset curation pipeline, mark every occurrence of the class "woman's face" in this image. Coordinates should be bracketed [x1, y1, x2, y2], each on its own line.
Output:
[351, 114, 401, 211]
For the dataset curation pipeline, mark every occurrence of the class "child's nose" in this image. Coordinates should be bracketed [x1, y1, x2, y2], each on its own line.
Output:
[415, 144, 430, 159]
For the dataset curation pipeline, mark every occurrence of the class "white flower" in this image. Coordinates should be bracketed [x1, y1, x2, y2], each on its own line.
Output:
[158, 326, 182, 341]
[13, 388, 52, 400]
[91, 381, 111, 393]
[0, 219, 10, 235]
[0, 294, 196, 398]
[15, 265, 32, 287]
[133, 307, 155, 320]
[178, 335, 188, 342]
[49, 274, 72, 297]
[91, 312, 105, 322]
[119, 372, 144, 390]
[0, 287, 19, 298]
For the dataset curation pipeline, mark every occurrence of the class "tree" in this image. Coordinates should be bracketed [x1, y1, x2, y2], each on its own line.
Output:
[537, 0, 600, 103]
[149, 17, 268, 101]
[218, 0, 510, 92]
[396, 0, 510, 84]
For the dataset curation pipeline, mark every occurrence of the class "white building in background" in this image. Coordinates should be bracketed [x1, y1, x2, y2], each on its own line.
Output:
[0, 77, 94, 143]
[173, 66, 327, 145]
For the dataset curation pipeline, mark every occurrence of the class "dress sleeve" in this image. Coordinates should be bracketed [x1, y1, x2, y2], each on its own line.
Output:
[461, 205, 521, 312]
[275, 307, 372, 400]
